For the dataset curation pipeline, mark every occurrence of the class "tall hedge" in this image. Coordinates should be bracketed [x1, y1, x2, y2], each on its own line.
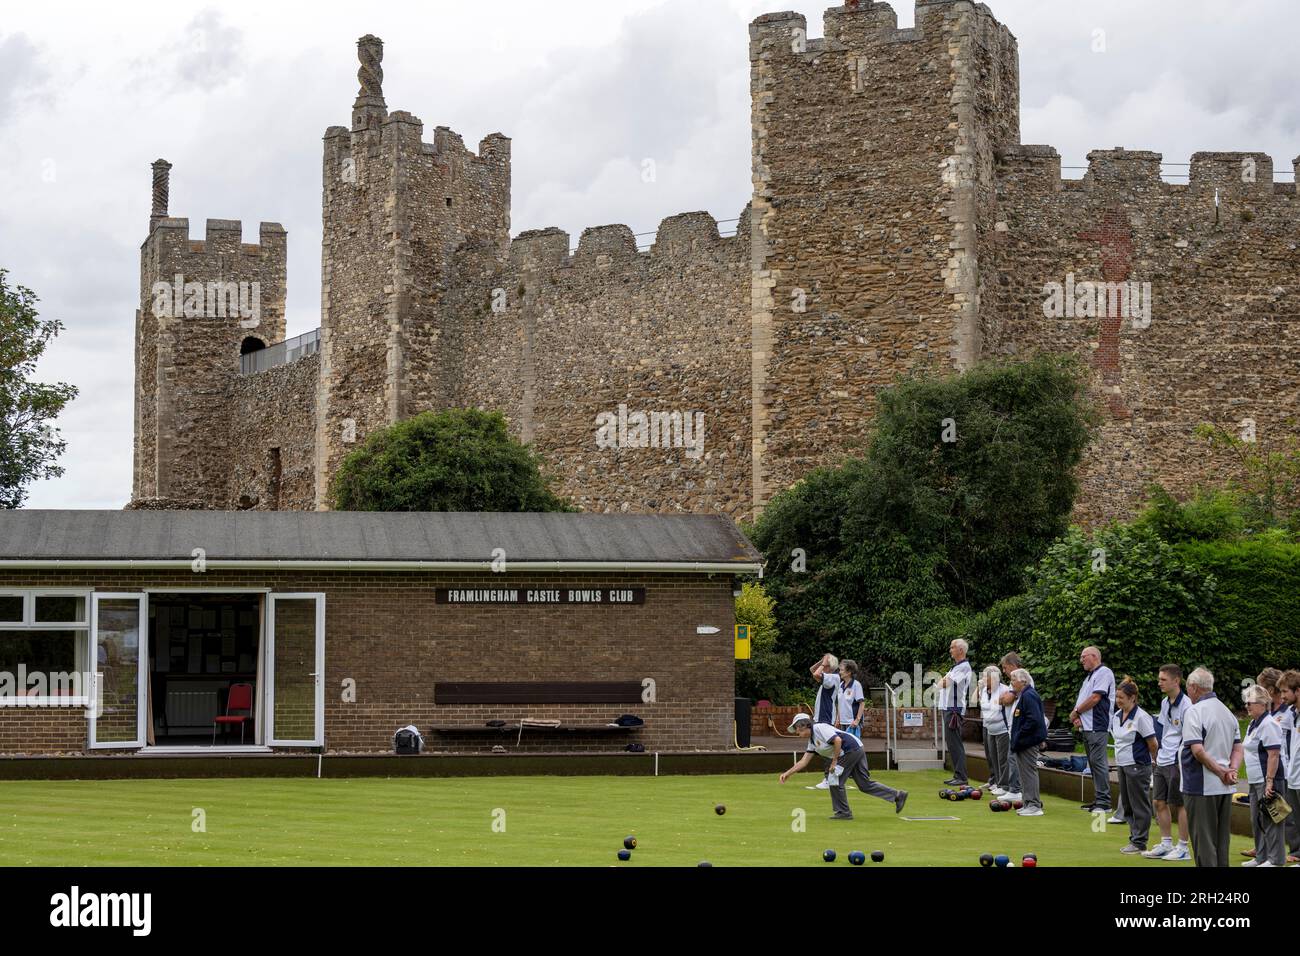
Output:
[1177, 539, 1300, 677]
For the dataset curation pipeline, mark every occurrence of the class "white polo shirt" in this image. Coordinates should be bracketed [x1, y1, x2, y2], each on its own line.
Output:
[835, 679, 864, 725]
[1179, 692, 1242, 797]
[1244, 714, 1284, 787]
[1111, 705, 1156, 767]
[1156, 691, 1192, 767]
[1074, 665, 1115, 733]
[805, 722, 862, 758]
[939, 659, 972, 712]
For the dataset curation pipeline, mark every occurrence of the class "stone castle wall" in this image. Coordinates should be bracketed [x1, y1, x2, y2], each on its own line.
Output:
[315, 81, 511, 507]
[228, 353, 320, 511]
[132, 1, 1300, 528]
[748, 2, 1020, 509]
[133, 217, 287, 507]
[988, 147, 1300, 524]
[448, 212, 753, 517]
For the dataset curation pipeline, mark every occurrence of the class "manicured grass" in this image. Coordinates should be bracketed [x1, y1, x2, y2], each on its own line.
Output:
[0, 769, 1250, 867]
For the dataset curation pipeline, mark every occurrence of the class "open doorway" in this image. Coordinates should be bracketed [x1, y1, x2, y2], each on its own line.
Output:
[147, 593, 262, 747]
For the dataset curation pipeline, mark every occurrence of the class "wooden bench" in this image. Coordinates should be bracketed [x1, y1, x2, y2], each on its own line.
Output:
[428, 723, 641, 734]
[433, 681, 644, 705]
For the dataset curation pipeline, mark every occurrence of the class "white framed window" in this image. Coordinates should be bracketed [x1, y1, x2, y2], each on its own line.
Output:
[0, 589, 92, 707]
[0, 592, 25, 625]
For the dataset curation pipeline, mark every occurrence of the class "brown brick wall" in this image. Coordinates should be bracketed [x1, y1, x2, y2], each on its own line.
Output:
[0, 570, 736, 755]
[0, 707, 86, 754]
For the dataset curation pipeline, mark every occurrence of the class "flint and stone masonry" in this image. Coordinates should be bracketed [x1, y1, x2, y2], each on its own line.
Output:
[132, 2, 1300, 525]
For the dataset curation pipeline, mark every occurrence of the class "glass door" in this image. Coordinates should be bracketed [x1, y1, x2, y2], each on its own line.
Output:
[88, 593, 147, 749]
[267, 594, 324, 746]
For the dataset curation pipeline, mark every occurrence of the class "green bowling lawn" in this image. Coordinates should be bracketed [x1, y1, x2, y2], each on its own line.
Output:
[0, 769, 1252, 867]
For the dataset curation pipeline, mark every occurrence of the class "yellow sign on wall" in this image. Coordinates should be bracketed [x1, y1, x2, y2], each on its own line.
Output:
[734, 624, 751, 660]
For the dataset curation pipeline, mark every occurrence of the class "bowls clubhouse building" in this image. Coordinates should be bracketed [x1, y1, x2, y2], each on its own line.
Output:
[0, 511, 762, 757]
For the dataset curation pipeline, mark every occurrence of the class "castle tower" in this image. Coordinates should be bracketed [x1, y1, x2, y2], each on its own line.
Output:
[747, 0, 1020, 511]
[315, 35, 511, 509]
[132, 160, 288, 505]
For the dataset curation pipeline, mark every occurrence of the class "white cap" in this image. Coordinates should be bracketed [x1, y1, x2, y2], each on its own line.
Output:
[787, 713, 813, 734]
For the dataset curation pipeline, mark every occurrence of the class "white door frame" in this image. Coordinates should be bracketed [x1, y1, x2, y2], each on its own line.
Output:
[88, 592, 148, 750]
[266, 593, 325, 747]
[145, 589, 269, 748]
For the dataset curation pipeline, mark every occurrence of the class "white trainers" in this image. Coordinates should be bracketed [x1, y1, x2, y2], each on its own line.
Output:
[1141, 843, 1173, 859]
[813, 778, 831, 790]
[1241, 858, 1260, 867]
[1258, 861, 1277, 867]
[1107, 814, 1125, 824]
[990, 786, 1006, 796]
[1016, 806, 1044, 816]
[1120, 843, 1143, 854]
[1162, 845, 1191, 862]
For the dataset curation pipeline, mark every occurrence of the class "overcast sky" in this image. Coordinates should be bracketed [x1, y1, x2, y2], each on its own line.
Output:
[4, 0, 1298, 509]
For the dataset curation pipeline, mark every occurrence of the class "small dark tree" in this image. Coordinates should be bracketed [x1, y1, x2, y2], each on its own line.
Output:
[330, 408, 572, 512]
[0, 270, 77, 508]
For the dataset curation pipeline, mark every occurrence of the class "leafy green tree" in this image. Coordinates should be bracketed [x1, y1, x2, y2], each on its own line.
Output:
[734, 582, 796, 703]
[330, 408, 572, 512]
[850, 354, 1097, 609]
[0, 270, 77, 508]
[751, 356, 1096, 683]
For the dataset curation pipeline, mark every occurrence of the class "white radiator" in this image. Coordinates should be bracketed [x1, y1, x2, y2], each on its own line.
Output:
[166, 689, 220, 729]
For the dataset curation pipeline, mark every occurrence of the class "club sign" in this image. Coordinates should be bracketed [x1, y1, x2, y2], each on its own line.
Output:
[435, 587, 645, 605]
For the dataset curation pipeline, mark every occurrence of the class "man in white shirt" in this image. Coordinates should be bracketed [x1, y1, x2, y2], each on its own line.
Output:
[811, 654, 840, 726]
[1070, 646, 1115, 812]
[1179, 667, 1243, 868]
[1144, 663, 1192, 861]
[938, 639, 973, 787]
[779, 714, 908, 819]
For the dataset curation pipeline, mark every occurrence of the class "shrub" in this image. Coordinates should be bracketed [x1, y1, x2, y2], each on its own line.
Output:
[735, 583, 796, 703]
[330, 409, 571, 512]
[1014, 526, 1221, 707]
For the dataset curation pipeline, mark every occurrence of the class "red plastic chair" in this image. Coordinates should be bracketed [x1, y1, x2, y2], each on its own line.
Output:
[212, 682, 254, 745]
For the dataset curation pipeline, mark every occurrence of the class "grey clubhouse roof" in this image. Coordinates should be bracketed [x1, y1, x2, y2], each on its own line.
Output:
[0, 511, 763, 573]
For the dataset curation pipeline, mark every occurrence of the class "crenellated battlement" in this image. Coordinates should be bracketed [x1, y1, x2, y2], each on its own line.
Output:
[750, 1, 1012, 63]
[147, 218, 286, 256]
[505, 210, 745, 277]
[997, 145, 1300, 206]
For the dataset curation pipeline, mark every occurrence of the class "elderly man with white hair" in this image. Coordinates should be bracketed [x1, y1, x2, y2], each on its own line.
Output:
[1180, 667, 1244, 867]
[937, 638, 973, 787]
